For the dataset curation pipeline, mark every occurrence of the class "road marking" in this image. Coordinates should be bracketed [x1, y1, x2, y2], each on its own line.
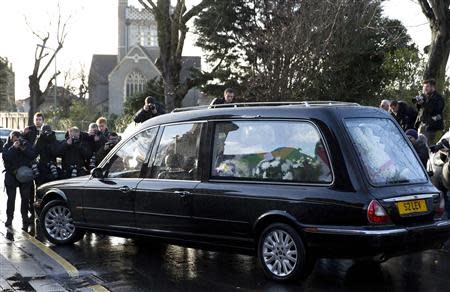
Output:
[20, 230, 79, 278]
[88, 284, 110, 292]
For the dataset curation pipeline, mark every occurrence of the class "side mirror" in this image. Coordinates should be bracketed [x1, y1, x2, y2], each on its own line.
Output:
[91, 167, 104, 179]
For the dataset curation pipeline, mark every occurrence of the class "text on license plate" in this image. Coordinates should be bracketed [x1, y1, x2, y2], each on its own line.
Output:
[396, 199, 428, 215]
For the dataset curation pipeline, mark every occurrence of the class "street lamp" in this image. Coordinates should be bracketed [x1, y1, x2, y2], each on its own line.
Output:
[37, 44, 57, 109]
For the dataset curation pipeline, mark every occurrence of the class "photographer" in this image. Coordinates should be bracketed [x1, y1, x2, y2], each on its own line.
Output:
[33, 125, 60, 185]
[390, 100, 417, 131]
[414, 79, 445, 144]
[210, 88, 236, 106]
[96, 132, 121, 164]
[133, 96, 165, 123]
[81, 123, 105, 170]
[2, 131, 37, 227]
[56, 127, 90, 178]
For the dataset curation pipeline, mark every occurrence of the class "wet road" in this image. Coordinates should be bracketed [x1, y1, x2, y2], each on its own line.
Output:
[0, 197, 449, 292]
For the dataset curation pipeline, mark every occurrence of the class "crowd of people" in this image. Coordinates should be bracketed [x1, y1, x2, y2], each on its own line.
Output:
[379, 79, 445, 168]
[0, 114, 121, 228]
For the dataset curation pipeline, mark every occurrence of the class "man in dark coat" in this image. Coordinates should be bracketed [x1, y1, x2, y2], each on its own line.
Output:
[33, 125, 59, 185]
[96, 132, 120, 165]
[415, 79, 445, 144]
[2, 131, 37, 227]
[133, 96, 165, 123]
[405, 129, 429, 168]
[390, 100, 417, 131]
[81, 123, 105, 170]
[23, 112, 44, 145]
[56, 127, 91, 178]
[210, 88, 236, 106]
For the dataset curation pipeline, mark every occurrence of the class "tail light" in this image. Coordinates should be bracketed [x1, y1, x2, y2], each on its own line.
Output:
[434, 193, 446, 220]
[367, 200, 391, 224]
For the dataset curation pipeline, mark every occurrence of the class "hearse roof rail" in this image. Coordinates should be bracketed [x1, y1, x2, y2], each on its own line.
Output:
[172, 101, 361, 113]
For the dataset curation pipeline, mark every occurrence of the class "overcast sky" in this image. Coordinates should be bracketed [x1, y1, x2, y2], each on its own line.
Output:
[0, 0, 431, 101]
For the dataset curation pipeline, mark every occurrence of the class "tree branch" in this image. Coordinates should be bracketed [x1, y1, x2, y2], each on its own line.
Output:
[43, 71, 61, 94]
[182, 0, 208, 23]
[418, 0, 436, 23]
[138, 0, 157, 14]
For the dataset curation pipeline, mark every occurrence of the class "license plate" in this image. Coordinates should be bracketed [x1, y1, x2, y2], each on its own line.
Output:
[396, 199, 428, 215]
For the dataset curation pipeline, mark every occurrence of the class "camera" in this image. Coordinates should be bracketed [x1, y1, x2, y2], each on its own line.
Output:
[69, 165, 78, 178]
[31, 163, 40, 178]
[412, 94, 426, 104]
[89, 154, 96, 169]
[18, 137, 27, 147]
[48, 162, 59, 179]
[70, 136, 80, 144]
[430, 139, 450, 153]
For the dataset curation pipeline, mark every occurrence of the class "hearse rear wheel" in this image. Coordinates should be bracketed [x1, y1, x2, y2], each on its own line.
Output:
[257, 223, 314, 282]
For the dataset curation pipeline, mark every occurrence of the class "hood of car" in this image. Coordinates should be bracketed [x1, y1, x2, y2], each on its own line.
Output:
[37, 175, 90, 192]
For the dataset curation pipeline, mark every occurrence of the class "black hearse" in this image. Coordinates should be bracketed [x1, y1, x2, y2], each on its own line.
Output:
[35, 102, 450, 282]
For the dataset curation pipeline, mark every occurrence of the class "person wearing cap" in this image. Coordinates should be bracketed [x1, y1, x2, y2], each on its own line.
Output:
[2, 131, 37, 227]
[405, 129, 429, 167]
[133, 96, 166, 123]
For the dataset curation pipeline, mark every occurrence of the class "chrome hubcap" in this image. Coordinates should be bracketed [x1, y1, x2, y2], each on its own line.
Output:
[262, 230, 297, 277]
[44, 205, 75, 241]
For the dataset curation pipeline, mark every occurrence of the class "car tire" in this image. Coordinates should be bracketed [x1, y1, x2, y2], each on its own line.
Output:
[39, 200, 85, 245]
[257, 223, 314, 282]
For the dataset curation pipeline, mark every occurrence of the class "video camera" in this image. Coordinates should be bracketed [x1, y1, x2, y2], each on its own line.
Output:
[430, 139, 450, 153]
[412, 94, 427, 104]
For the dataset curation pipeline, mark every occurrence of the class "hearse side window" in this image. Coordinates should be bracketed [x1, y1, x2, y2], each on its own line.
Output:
[148, 123, 202, 180]
[106, 128, 157, 178]
[211, 120, 332, 183]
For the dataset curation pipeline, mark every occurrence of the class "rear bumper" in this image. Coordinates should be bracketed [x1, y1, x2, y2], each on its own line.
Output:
[303, 220, 450, 258]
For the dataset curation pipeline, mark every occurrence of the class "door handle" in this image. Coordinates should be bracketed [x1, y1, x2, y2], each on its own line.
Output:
[119, 186, 131, 193]
[174, 191, 191, 198]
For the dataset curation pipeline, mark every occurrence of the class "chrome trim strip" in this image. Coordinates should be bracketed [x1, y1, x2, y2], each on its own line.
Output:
[81, 207, 134, 214]
[383, 194, 438, 202]
[304, 220, 450, 236]
[304, 227, 408, 236]
[134, 211, 190, 219]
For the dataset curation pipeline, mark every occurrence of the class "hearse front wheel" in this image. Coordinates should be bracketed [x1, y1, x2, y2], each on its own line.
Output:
[40, 200, 85, 245]
[257, 223, 314, 282]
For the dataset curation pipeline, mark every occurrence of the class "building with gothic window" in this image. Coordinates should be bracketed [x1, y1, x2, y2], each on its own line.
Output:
[88, 0, 202, 115]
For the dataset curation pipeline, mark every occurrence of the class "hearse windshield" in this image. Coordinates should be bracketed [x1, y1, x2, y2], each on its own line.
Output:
[344, 118, 427, 186]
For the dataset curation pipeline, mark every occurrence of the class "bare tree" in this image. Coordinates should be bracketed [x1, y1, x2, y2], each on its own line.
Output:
[138, 0, 208, 111]
[418, 0, 450, 90]
[27, 8, 69, 125]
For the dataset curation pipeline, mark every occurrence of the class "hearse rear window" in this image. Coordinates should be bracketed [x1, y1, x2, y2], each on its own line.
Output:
[344, 118, 427, 186]
[211, 120, 332, 184]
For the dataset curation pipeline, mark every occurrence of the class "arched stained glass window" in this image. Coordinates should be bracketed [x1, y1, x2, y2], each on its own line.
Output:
[125, 71, 148, 98]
